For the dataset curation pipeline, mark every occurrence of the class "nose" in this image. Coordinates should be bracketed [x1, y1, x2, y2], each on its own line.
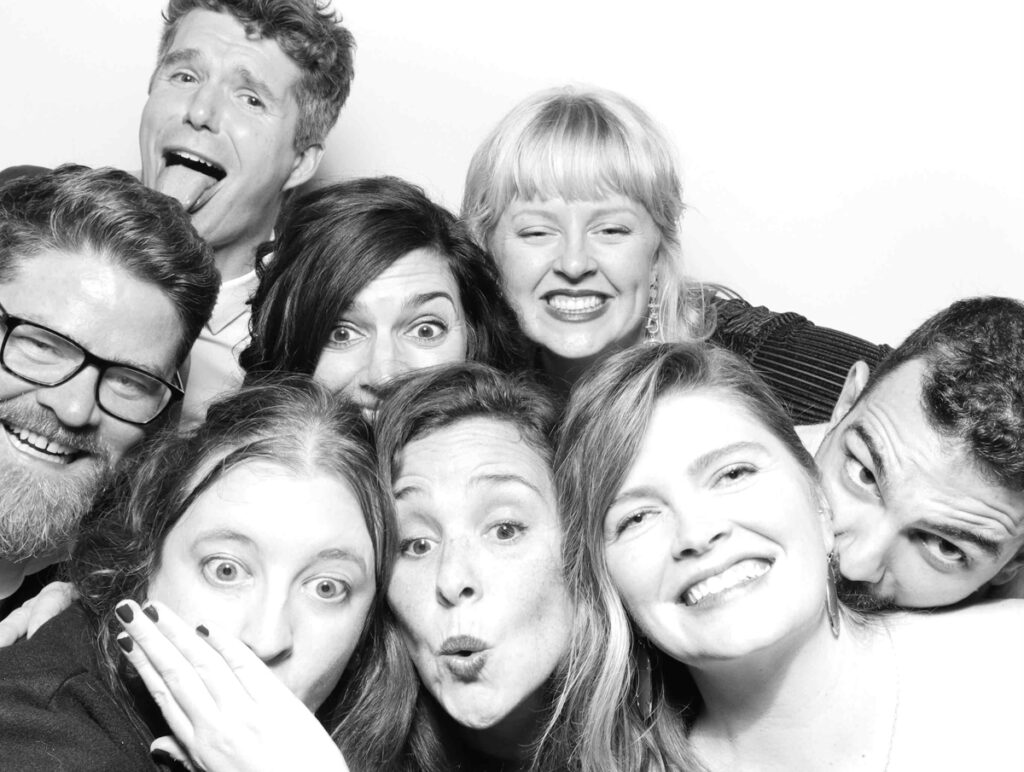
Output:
[363, 337, 409, 390]
[435, 537, 481, 607]
[835, 523, 893, 585]
[34, 369, 103, 429]
[671, 510, 731, 560]
[554, 232, 594, 280]
[184, 81, 221, 132]
[239, 593, 294, 666]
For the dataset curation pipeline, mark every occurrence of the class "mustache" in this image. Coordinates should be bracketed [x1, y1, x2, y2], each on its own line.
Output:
[834, 574, 900, 613]
[0, 399, 108, 457]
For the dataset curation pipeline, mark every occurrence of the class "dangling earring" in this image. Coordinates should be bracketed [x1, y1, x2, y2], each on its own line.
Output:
[645, 275, 661, 342]
[635, 638, 654, 720]
[826, 551, 841, 638]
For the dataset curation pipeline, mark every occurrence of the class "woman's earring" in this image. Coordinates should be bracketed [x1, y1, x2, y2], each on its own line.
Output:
[635, 638, 654, 720]
[645, 276, 661, 341]
[826, 551, 841, 638]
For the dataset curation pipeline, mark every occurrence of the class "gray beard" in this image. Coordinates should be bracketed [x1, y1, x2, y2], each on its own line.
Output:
[0, 448, 114, 563]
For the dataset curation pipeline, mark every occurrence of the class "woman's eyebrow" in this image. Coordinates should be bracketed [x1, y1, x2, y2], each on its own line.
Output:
[402, 291, 456, 311]
[687, 441, 768, 477]
[314, 548, 369, 574]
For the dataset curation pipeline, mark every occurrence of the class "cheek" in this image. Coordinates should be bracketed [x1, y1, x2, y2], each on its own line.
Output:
[100, 421, 147, 465]
[386, 565, 431, 641]
[312, 353, 360, 395]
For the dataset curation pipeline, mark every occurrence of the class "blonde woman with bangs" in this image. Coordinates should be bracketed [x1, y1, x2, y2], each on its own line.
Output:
[463, 86, 887, 422]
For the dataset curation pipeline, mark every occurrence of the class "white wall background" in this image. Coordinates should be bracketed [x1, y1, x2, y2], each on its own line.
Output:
[2, 0, 1021, 343]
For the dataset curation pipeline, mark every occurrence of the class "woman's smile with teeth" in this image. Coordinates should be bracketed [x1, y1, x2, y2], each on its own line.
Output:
[545, 294, 606, 312]
[682, 558, 772, 606]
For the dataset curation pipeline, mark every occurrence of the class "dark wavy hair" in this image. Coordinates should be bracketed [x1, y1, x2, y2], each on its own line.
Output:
[861, 296, 1024, 493]
[0, 164, 218, 364]
[70, 375, 397, 739]
[157, 0, 355, 150]
[339, 362, 570, 772]
[240, 176, 526, 381]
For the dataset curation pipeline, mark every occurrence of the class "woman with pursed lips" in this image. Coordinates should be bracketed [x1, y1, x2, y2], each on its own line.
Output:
[342, 363, 576, 771]
[0, 377, 395, 771]
[549, 343, 1024, 771]
[462, 87, 889, 421]
[240, 175, 526, 419]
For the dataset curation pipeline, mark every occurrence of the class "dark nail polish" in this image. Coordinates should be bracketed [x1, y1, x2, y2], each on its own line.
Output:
[117, 634, 134, 653]
[142, 605, 159, 623]
[151, 748, 190, 771]
[115, 604, 133, 624]
[196, 624, 209, 637]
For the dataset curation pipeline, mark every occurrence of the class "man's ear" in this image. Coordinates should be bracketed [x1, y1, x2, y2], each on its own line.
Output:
[829, 361, 871, 427]
[283, 143, 325, 192]
[990, 549, 1024, 587]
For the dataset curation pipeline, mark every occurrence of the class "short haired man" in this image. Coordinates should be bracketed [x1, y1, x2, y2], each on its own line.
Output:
[0, 165, 219, 606]
[139, 0, 354, 425]
[812, 296, 1024, 608]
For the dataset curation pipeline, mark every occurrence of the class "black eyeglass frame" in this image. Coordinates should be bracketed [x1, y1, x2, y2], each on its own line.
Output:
[0, 301, 184, 426]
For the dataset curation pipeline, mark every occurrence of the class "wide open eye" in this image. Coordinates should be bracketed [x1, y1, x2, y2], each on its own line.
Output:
[489, 521, 527, 542]
[406, 320, 448, 344]
[324, 323, 365, 349]
[914, 531, 968, 567]
[399, 537, 437, 558]
[201, 556, 250, 586]
[303, 576, 350, 602]
[843, 455, 880, 498]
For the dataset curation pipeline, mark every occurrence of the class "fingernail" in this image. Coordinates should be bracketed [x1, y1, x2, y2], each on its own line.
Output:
[142, 605, 159, 623]
[117, 634, 134, 653]
[115, 603, 134, 624]
[151, 748, 190, 771]
[196, 624, 209, 637]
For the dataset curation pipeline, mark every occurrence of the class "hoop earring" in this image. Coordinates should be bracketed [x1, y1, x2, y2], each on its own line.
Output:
[645, 276, 661, 341]
[826, 551, 841, 638]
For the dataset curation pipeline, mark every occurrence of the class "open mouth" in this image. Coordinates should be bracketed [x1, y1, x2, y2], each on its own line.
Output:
[2, 421, 82, 464]
[155, 150, 227, 214]
[542, 291, 610, 321]
[680, 558, 773, 607]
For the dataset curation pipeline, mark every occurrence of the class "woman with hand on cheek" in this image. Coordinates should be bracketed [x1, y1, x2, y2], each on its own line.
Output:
[0, 377, 395, 772]
[551, 343, 1024, 771]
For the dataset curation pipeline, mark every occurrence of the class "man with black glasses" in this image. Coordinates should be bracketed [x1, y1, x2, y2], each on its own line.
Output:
[0, 166, 218, 608]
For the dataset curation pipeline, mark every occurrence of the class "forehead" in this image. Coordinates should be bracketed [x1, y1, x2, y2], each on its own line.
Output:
[503, 194, 653, 222]
[351, 249, 461, 311]
[839, 359, 1024, 532]
[635, 390, 784, 468]
[0, 248, 181, 374]
[164, 9, 303, 100]
[395, 417, 555, 511]
[174, 461, 373, 557]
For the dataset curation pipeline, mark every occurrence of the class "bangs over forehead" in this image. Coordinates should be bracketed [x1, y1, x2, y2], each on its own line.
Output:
[473, 89, 682, 236]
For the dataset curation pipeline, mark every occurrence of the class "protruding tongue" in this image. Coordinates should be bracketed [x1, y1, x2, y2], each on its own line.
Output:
[154, 165, 217, 213]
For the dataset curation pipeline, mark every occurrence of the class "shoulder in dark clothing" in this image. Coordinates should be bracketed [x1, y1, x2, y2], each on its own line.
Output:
[709, 294, 893, 425]
[0, 603, 157, 771]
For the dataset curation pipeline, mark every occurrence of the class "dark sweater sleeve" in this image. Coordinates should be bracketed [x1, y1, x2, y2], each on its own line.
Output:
[709, 296, 892, 425]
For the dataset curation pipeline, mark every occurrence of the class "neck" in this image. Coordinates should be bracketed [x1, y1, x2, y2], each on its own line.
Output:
[690, 615, 894, 769]
[212, 235, 266, 282]
[538, 331, 645, 395]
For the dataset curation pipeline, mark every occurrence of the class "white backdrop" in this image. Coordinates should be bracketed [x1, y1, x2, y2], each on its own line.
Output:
[2, 0, 1021, 343]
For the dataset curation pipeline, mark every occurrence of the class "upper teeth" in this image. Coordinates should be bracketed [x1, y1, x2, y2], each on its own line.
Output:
[547, 294, 604, 312]
[683, 559, 771, 606]
[5, 423, 76, 458]
[177, 152, 217, 170]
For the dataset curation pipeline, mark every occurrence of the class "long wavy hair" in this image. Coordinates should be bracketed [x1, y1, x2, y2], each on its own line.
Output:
[70, 375, 399, 741]
[462, 86, 710, 347]
[548, 343, 818, 771]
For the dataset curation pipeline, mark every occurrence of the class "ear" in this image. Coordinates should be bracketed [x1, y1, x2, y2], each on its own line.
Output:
[989, 549, 1024, 587]
[829, 360, 871, 428]
[282, 143, 325, 192]
[813, 485, 836, 555]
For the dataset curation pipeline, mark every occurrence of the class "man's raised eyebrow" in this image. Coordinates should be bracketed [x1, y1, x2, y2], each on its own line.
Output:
[926, 523, 1003, 559]
[850, 422, 888, 486]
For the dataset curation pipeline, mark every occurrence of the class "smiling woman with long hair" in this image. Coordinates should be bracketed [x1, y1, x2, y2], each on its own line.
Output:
[549, 342, 1024, 771]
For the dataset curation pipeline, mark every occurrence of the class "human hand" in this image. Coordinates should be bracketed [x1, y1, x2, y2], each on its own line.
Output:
[114, 599, 350, 772]
[0, 581, 76, 646]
